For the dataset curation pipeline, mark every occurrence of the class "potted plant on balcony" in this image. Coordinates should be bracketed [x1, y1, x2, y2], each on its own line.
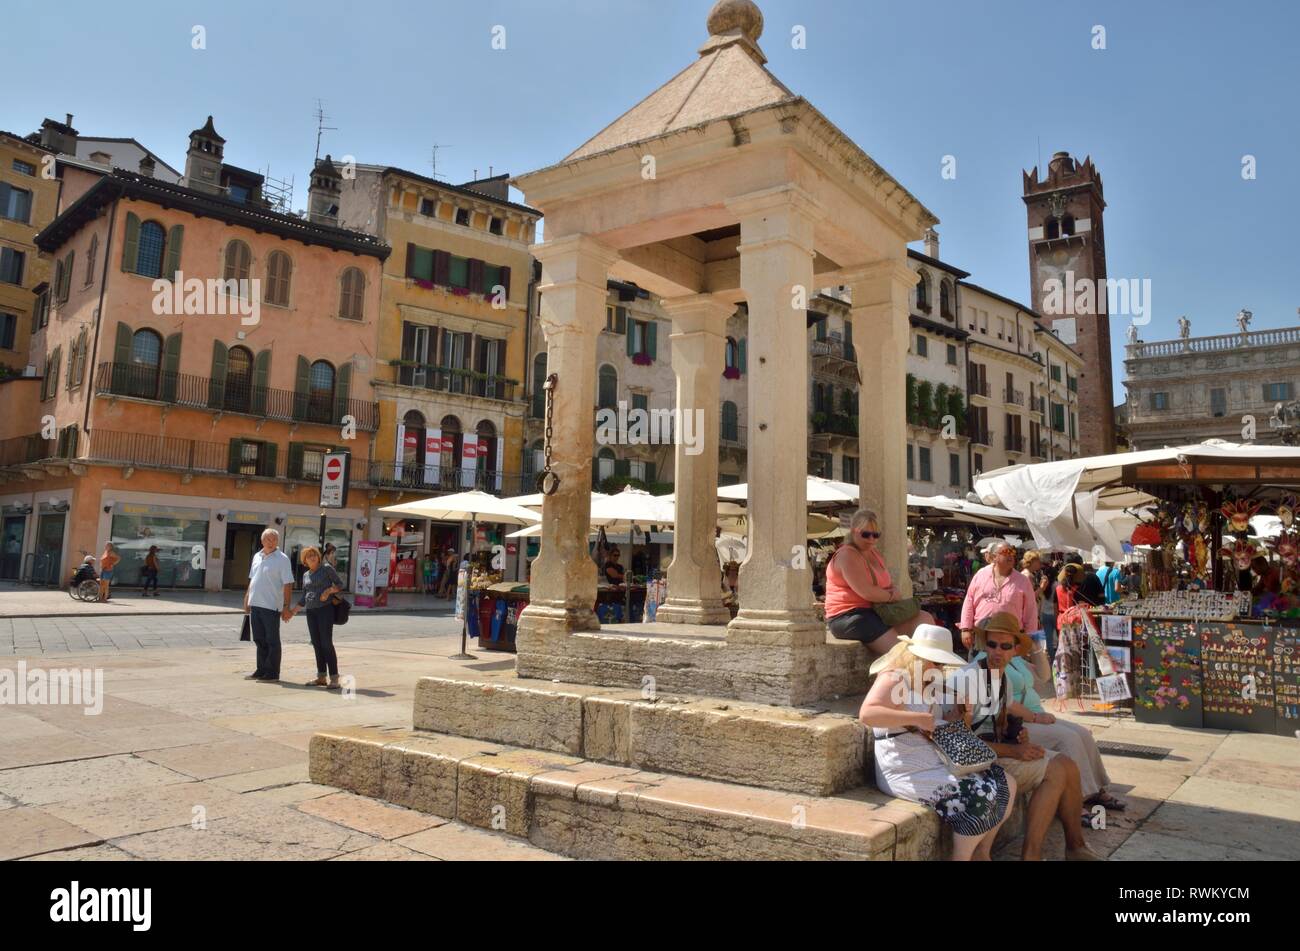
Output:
[632, 352, 653, 367]
[812, 411, 828, 432]
[916, 380, 934, 428]
[723, 366, 741, 380]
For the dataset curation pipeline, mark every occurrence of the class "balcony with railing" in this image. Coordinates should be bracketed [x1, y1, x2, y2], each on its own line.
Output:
[93, 363, 378, 431]
[394, 363, 518, 403]
[366, 461, 528, 497]
[1004, 434, 1025, 454]
[970, 427, 991, 448]
[811, 412, 859, 438]
[1003, 388, 1025, 407]
[968, 379, 990, 399]
[0, 434, 56, 467]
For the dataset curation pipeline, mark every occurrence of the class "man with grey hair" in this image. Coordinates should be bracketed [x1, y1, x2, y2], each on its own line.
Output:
[244, 527, 295, 681]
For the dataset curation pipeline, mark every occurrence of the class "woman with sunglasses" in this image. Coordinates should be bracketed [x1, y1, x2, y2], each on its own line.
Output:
[825, 509, 936, 655]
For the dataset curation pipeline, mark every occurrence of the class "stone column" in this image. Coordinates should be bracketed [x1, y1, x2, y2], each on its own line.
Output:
[846, 260, 915, 598]
[515, 235, 618, 643]
[656, 294, 731, 626]
[725, 186, 823, 646]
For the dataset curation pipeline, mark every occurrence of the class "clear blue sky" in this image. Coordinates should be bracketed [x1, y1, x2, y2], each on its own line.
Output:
[7, 0, 1297, 400]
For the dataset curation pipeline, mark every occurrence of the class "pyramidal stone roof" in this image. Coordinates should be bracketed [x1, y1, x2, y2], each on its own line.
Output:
[565, 0, 798, 162]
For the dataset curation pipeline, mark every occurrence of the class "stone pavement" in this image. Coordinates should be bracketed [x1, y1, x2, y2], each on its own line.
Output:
[0, 627, 1296, 860]
[0, 582, 453, 619]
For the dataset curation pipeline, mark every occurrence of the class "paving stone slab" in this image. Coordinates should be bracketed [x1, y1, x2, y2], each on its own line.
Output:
[0, 753, 193, 806]
[0, 807, 102, 860]
[395, 822, 570, 861]
[1108, 829, 1286, 862]
[297, 791, 444, 840]
[138, 735, 307, 780]
[42, 780, 247, 839]
[21, 843, 138, 861]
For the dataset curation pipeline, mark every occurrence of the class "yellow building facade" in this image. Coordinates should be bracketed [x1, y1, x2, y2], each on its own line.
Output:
[0, 131, 59, 373]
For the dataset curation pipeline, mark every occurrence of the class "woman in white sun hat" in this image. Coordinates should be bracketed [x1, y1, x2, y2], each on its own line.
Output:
[858, 623, 1016, 861]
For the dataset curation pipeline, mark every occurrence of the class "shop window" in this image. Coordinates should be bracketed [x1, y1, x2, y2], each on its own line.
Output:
[110, 508, 208, 588]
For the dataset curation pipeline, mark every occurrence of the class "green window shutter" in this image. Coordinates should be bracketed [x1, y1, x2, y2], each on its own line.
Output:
[287, 442, 305, 480]
[208, 340, 228, 408]
[738, 337, 747, 373]
[121, 212, 140, 273]
[251, 350, 270, 416]
[294, 356, 310, 419]
[159, 333, 181, 402]
[52, 259, 63, 305]
[647, 321, 657, 361]
[262, 442, 278, 478]
[615, 306, 627, 334]
[645, 462, 656, 486]
[50, 346, 61, 392]
[333, 362, 352, 425]
[164, 225, 184, 279]
[405, 243, 415, 278]
[61, 251, 74, 300]
[614, 458, 630, 477]
[111, 322, 133, 393]
[626, 323, 636, 357]
[227, 438, 244, 474]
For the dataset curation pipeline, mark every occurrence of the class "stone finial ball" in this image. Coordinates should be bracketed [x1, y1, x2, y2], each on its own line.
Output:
[707, 0, 764, 43]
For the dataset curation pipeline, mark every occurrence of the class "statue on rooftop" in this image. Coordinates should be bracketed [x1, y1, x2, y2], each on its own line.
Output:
[1178, 315, 1190, 340]
[1237, 309, 1253, 335]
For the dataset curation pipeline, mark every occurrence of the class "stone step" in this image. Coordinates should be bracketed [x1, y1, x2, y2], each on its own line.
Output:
[411, 671, 868, 796]
[307, 725, 944, 860]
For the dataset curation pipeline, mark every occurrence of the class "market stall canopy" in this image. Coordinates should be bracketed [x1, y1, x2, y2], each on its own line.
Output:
[500, 492, 614, 509]
[377, 491, 542, 526]
[717, 475, 859, 504]
[907, 494, 1026, 529]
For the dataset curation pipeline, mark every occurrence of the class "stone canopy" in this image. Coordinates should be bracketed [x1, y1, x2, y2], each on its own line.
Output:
[511, 0, 938, 706]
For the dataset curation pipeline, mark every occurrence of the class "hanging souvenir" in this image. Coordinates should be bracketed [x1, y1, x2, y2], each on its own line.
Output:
[1220, 498, 1261, 535]
[1278, 495, 1297, 529]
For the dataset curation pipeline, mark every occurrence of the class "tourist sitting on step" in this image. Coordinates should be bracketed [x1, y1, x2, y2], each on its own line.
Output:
[971, 612, 1126, 817]
[964, 617, 1103, 861]
[858, 623, 1015, 861]
[825, 509, 936, 657]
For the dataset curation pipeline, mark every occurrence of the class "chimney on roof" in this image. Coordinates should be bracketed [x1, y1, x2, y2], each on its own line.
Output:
[184, 115, 226, 195]
[924, 227, 940, 260]
[37, 115, 79, 154]
[139, 154, 156, 178]
[308, 154, 342, 226]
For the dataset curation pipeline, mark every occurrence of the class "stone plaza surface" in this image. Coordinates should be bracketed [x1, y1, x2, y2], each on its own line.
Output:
[1, 620, 1296, 860]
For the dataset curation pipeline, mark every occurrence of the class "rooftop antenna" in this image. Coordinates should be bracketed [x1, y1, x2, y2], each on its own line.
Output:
[313, 99, 337, 164]
[430, 144, 453, 180]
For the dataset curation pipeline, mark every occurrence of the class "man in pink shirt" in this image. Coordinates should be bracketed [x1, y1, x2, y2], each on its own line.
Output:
[959, 541, 1038, 649]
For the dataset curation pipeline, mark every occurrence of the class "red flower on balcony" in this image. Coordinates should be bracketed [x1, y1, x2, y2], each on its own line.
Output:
[449, 286, 472, 297]
[632, 352, 653, 366]
[413, 278, 434, 290]
[723, 366, 741, 380]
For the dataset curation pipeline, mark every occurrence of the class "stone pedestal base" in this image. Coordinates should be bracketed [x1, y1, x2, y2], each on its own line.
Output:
[514, 600, 599, 640]
[655, 597, 732, 626]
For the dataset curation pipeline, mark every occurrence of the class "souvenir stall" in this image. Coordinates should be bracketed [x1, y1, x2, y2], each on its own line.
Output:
[976, 440, 1300, 735]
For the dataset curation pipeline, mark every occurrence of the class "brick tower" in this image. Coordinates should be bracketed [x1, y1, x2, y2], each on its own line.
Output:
[1023, 151, 1115, 456]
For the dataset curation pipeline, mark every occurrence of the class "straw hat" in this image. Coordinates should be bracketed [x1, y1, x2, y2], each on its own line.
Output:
[870, 623, 967, 674]
[974, 611, 1032, 656]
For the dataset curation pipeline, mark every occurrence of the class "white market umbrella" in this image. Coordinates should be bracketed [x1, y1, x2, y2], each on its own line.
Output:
[378, 491, 540, 658]
[589, 488, 676, 620]
[718, 475, 859, 505]
[500, 491, 613, 510]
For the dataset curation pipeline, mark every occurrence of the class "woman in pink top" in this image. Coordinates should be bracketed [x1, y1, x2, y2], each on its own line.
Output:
[958, 541, 1038, 650]
[825, 510, 935, 655]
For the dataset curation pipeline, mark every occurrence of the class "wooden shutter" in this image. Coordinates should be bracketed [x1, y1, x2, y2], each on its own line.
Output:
[164, 225, 184, 280]
[294, 356, 310, 419]
[287, 442, 305, 480]
[498, 265, 511, 300]
[646, 321, 657, 361]
[208, 340, 228, 408]
[52, 259, 63, 304]
[262, 442, 278, 479]
[227, 438, 244, 473]
[333, 362, 352, 425]
[112, 322, 133, 393]
[615, 306, 627, 334]
[251, 349, 270, 416]
[433, 250, 450, 287]
[468, 258, 485, 294]
[738, 338, 747, 374]
[62, 251, 75, 301]
[49, 346, 61, 393]
[160, 333, 181, 402]
[626, 322, 636, 357]
[121, 212, 141, 272]
[405, 243, 415, 278]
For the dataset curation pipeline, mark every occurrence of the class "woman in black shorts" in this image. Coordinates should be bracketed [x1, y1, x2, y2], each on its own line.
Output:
[824, 509, 935, 656]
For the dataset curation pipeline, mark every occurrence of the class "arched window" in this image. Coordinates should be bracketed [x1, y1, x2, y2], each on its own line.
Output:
[265, 250, 292, 306]
[531, 352, 547, 418]
[225, 345, 253, 412]
[1045, 218, 1060, 240]
[402, 410, 426, 480]
[725, 337, 739, 369]
[940, 281, 952, 319]
[136, 222, 165, 279]
[339, 267, 365, 320]
[308, 360, 334, 422]
[721, 401, 739, 442]
[598, 364, 618, 410]
[1061, 215, 1075, 236]
[223, 240, 252, 288]
[130, 328, 162, 397]
[915, 271, 930, 312]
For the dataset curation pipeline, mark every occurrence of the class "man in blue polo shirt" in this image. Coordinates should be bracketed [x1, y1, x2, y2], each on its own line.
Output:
[244, 527, 296, 682]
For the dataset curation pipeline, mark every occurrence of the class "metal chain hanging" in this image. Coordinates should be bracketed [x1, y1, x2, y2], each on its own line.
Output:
[536, 373, 561, 495]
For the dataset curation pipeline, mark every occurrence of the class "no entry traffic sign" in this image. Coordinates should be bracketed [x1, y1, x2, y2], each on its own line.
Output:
[319, 450, 350, 509]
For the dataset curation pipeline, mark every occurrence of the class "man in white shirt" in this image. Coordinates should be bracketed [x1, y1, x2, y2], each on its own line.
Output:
[244, 527, 296, 681]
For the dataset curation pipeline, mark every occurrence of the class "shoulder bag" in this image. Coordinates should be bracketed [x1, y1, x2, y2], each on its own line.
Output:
[852, 547, 921, 626]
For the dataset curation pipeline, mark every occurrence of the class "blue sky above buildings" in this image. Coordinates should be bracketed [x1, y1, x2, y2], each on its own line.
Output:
[7, 0, 1296, 401]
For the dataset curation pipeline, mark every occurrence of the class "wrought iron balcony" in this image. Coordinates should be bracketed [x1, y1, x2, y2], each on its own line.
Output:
[812, 413, 859, 437]
[0, 433, 56, 467]
[93, 362, 378, 431]
[1004, 434, 1025, 453]
[394, 363, 518, 403]
[367, 461, 528, 497]
[1003, 388, 1025, 406]
[969, 379, 990, 398]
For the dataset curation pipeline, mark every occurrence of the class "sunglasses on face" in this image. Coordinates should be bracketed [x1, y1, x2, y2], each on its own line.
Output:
[859, 531, 881, 539]
[986, 640, 1016, 651]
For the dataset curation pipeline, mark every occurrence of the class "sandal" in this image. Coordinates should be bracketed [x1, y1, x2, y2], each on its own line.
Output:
[305, 676, 328, 687]
[1086, 792, 1127, 811]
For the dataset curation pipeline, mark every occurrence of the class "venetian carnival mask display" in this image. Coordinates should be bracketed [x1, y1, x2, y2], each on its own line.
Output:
[1278, 495, 1297, 529]
[1220, 499, 1261, 535]
[1272, 531, 1300, 569]
[1220, 538, 1256, 571]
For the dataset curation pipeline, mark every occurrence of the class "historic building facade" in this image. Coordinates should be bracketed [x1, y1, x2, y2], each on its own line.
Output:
[0, 130, 59, 374]
[0, 118, 387, 590]
[1122, 316, 1300, 449]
